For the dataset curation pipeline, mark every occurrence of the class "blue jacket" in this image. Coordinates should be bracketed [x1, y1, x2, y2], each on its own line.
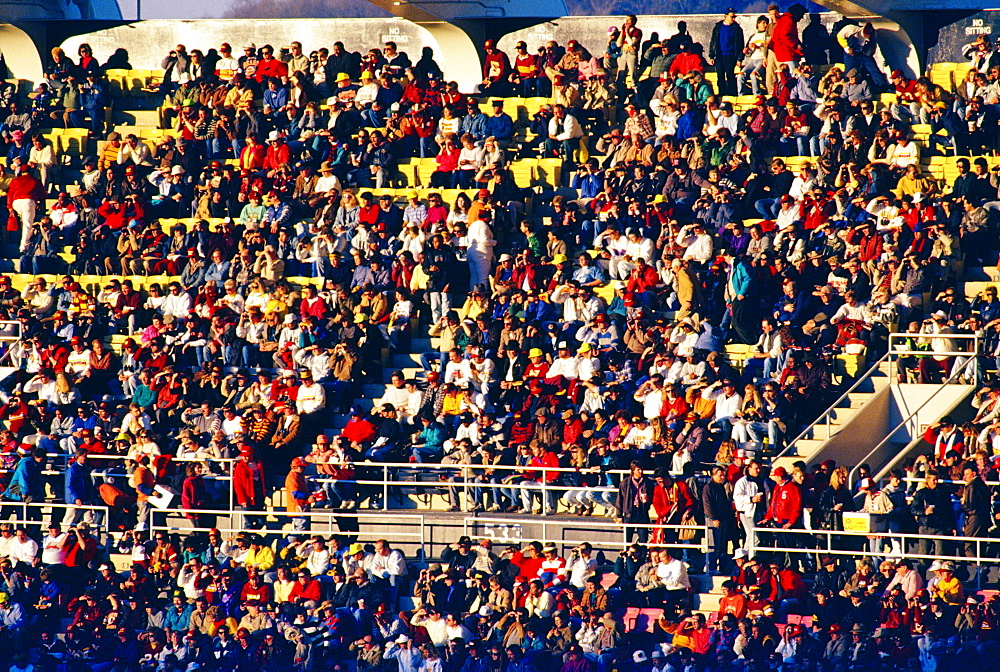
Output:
[64, 461, 92, 505]
[460, 113, 488, 141]
[5, 456, 42, 501]
[163, 604, 194, 632]
[416, 422, 446, 453]
[484, 113, 514, 141]
[729, 260, 753, 298]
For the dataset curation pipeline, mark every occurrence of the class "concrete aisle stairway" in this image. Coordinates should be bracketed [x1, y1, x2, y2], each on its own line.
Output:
[771, 359, 892, 472]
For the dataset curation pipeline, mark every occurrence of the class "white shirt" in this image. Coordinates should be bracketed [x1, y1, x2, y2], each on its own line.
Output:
[635, 387, 664, 419]
[0, 533, 13, 559]
[301, 545, 331, 576]
[368, 549, 406, 578]
[733, 475, 762, 516]
[162, 292, 194, 318]
[624, 236, 655, 263]
[656, 557, 690, 590]
[9, 536, 39, 564]
[547, 355, 579, 380]
[569, 555, 597, 589]
[703, 387, 743, 421]
[677, 230, 714, 262]
[41, 532, 67, 565]
[295, 381, 326, 415]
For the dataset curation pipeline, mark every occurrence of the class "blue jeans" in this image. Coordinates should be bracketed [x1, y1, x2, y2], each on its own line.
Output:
[844, 52, 888, 88]
[420, 351, 446, 374]
[738, 59, 764, 94]
[411, 445, 441, 462]
[754, 198, 780, 219]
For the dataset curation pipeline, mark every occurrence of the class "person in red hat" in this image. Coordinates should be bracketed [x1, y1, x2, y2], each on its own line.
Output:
[761, 465, 803, 569]
[285, 456, 315, 531]
[234, 443, 266, 529]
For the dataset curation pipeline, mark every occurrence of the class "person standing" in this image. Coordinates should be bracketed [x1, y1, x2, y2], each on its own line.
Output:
[709, 10, 745, 96]
[767, 4, 806, 91]
[733, 460, 766, 558]
[466, 210, 496, 290]
[7, 164, 45, 255]
[760, 466, 802, 569]
[703, 466, 735, 574]
[960, 465, 990, 569]
[615, 460, 654, 542]
[62, 449, 93, 527]
[617, 14, 642, 93]
[909, 470, 956, 573]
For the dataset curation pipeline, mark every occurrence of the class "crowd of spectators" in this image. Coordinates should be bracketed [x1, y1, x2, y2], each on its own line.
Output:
[0, 4, 997, 671]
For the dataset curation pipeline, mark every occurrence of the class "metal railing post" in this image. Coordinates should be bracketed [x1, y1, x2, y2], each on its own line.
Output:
[383, 465, 389, 511]
[541, 476, 547, 515]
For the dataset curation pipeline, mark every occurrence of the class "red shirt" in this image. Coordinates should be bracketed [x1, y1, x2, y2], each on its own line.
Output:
[255, 57, 288, 82]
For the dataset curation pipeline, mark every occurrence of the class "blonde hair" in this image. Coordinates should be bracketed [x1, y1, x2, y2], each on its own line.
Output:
[829, 466, 849, 490]
[715, 439, 736, 465]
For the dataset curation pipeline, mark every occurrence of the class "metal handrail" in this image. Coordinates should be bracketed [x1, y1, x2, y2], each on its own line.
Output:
[773, 351, 891, 461]
[848, 364, 969, 488]
[0, 320, 22, 367]
[774, 331, 981, 462]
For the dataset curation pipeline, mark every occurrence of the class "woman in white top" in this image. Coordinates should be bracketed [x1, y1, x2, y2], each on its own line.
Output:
[446, 192, 471, 227]
[456, 133, 483, 189]
[382, 289, 414, 349]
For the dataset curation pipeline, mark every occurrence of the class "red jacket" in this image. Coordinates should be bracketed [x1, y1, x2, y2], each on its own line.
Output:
[264, 143, 290, 171]
[97, 201, 146, 230]
[652, 480, 695, 519]
[766, 479, 802, 525]
[288, 578, 322, 603]
[770, 13, 803, 63]
[234, 458, 264, 507]
[6, 174, 45, 206]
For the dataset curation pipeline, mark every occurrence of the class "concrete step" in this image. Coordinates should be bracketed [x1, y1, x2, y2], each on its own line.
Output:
[118, 108, 162, 127]
[695, 592, 723, 612]
[846, 392, 874, 409]
[392, 353, 424, 368]
[790, 438, 825, 459]
[964, 267, 997, 282]
[691, 574, 729, 593]
[361, 383, 388, 398]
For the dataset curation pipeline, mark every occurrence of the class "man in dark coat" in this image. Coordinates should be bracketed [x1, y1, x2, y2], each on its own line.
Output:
[615, 460, 654, 543]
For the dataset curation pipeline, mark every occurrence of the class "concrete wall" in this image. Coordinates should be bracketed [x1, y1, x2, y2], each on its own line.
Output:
[58, 18, 441, 75]
[806, 385, 894, 469]
[0, 23, 43, 82]
[874, 384, 975, 480]
[499, 13, 920, 79]
[58, 12, 923, 91]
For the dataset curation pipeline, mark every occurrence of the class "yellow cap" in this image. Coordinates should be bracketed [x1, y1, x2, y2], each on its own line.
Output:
[551, 254, 568, 264]
[578, 342, 593, 353]
[529, 348, 543, 358]
[335, 72, 351, 82]
[406, 190, 419, 199]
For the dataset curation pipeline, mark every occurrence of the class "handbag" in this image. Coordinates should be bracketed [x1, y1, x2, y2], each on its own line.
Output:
[6, 211, 18, 232]
[678, 516, 698, 541]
